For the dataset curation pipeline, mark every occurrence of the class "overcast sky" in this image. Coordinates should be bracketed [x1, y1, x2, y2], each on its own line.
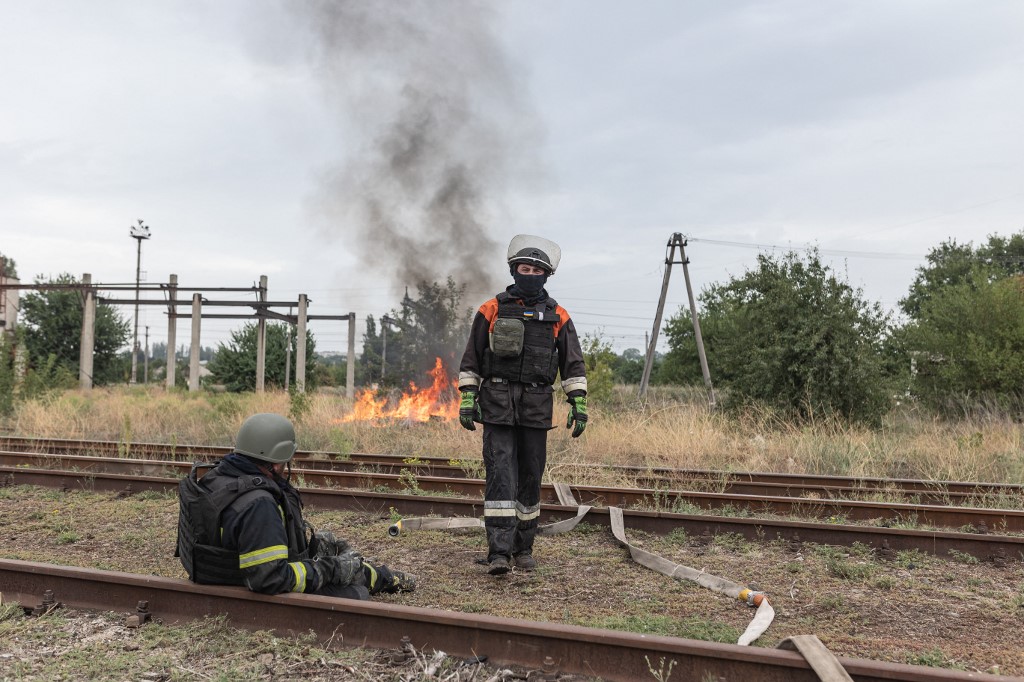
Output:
[2, 1, 1022, 358]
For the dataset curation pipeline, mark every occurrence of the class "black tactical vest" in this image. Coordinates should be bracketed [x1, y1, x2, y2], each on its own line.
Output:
[483, 292, 560, 384]
[175, 460, 309, 585]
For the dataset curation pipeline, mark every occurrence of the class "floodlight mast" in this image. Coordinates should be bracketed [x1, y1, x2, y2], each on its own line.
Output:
[129, 219, 151, 385]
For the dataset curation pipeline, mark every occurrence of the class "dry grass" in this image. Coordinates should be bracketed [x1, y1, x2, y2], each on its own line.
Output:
[6, 385, 1024, 484]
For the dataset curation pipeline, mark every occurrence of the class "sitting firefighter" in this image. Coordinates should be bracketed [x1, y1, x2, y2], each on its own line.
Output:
[176, 413, 415, 599]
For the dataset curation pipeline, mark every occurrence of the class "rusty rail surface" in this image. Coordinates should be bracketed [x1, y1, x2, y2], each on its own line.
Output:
[0, 559, 1011, 682]
[1, 450, 1021, 535]
[2, 465, 1020, 563]
[3, 435, 1020, 502]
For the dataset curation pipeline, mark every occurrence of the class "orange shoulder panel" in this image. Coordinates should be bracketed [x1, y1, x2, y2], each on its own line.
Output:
[554, 304, 570, 337]
[479, 298, 500, 333]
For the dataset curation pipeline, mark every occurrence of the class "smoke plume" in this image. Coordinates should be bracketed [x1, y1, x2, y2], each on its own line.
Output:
[292, 1, 542, 298]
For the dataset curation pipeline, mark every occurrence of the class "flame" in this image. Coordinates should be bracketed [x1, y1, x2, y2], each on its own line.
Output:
[341, 357, 459, 423]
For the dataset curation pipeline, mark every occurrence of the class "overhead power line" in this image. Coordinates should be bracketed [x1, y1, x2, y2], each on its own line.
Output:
[687, 237, 923, 260]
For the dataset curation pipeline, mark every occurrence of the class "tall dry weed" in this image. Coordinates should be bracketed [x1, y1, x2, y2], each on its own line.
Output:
[4, 385, 1024, 484]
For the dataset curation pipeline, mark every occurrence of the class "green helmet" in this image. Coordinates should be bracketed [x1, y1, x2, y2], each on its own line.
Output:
[234, 413, 297, 464]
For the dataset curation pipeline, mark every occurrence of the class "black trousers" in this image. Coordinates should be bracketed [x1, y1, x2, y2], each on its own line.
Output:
[482, 423, 548, 560]
[314, 563, 397, 600]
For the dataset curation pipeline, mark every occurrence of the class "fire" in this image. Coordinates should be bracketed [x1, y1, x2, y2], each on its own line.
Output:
[341, 357, 459, 423]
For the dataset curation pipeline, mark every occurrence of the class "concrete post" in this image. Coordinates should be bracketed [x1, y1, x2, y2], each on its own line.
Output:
[165, 274, 177, 389]
[78, 273, 96, 390]
[255, 275, 267, 393]
[189, 293, 202, 392]
[295, 294, 307, 394]
[346, 312, 356, 399]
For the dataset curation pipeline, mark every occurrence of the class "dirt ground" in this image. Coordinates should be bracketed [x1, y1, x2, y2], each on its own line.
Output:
[1, 484, 1023, 679]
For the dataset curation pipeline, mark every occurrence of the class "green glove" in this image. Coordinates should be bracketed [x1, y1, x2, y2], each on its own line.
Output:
[566, 395, 588, 438]
[459, 390, 481, 431]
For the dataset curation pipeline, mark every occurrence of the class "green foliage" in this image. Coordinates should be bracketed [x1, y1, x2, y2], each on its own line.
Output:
[901, 232, 1024, 319]
[580, 332, 616, 401]
[0, 253, 17, 279]
[207, 322, 316, 392]
[614, 347, 646, 384]
[20, 273, 130, 385]
[360, 277, 473, 388]
[663, 250, 893, 423]
[902, 272, 1024, 410]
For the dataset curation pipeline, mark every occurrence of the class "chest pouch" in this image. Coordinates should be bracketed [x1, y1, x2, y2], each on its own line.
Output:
[491, 318, 525, 358]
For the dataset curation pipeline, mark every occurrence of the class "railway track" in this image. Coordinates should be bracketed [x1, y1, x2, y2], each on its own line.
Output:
[3, 435, 1020, 506]
[2, 462, 1021, 563]
[2, 450, 1021, 536]
[1, 558, 1013, 682]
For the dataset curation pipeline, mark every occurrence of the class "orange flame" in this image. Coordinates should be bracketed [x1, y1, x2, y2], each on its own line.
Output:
[340, 357, 459, 423]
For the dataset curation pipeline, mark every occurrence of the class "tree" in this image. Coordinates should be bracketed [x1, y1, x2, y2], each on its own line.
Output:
[20, 273, 130, 385]
[207, 322, 316, 392]
[663, 251, 893, 423]
[613, 348, 646, 384]
[0, 253, 17, 279]
[359, 278, 474, 387]
[901, 232, 1024, 319]
[902, 271, 1024, 409]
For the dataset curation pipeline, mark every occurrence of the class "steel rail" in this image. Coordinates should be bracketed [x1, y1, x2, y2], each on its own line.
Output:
[1, 451, 1020, 535]
[1, 559, 1001, 682]
[3, 435, 1020, 499]
[2, 465, 1020, 562]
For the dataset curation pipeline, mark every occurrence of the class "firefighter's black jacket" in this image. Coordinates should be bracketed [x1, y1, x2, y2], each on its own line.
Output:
[177, 453, 325, 594]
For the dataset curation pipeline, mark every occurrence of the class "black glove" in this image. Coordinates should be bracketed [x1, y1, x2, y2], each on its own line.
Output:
[566, 395, 588, 438]
[312, 530, 350, 558]
[313, 551, 364, 587]
[459, 390, 481, 431]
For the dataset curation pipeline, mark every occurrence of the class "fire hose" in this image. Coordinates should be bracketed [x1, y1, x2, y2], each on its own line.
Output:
[388, 483, 774, 647]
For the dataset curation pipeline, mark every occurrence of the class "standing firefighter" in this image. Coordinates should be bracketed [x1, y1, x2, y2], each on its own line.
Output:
[176, 413, 416, 599]
[458, 234, 588, 575]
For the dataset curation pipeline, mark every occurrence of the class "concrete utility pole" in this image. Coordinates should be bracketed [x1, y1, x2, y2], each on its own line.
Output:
[165, 274, 177, 389]
[639, 233, 715, 407]
[189, 293, 201, 392]
[143, 325, 150, 384]
[347, 312, 356, 399]
[129, 220, 151, 385]
[380, 314, 393, 380]
[295, 294, 308, 394]
[256, 275, 267, 393]
[79, 273, 96, 390]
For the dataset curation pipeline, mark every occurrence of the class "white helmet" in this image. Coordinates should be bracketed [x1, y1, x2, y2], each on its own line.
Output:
[507, 234, 561, 274]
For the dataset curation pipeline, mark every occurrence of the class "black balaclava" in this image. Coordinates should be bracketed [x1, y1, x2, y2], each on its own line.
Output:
[509, 265, 550, 304]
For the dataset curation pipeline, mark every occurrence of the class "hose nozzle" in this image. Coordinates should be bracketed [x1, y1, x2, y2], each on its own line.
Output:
[388, 520, 402, 537]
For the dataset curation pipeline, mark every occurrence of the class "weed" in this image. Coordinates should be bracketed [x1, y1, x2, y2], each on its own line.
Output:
[645, 655, 676, 682]
[449, 458, 485, 479]
[785, 561, 803, 574]
[872, 575, 895, 590]
[896, 549, 929, 569]
[55, 530, 79, 545]
[288, 387, 310, 421]
[948, 549, 979, 565]
[666, 528, 688, 546]
[826, 558, 874, 581]
[712, 532, 750, 553]
[818, 594, 845, 609]
[398, 468, 421, 494]
[908, 649, 967, 670]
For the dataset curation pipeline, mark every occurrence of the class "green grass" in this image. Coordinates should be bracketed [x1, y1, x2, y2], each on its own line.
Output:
[583, 613, 741, 643]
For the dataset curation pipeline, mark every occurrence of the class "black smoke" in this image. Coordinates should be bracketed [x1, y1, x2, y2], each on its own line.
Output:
[291, 1, 543, 298]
